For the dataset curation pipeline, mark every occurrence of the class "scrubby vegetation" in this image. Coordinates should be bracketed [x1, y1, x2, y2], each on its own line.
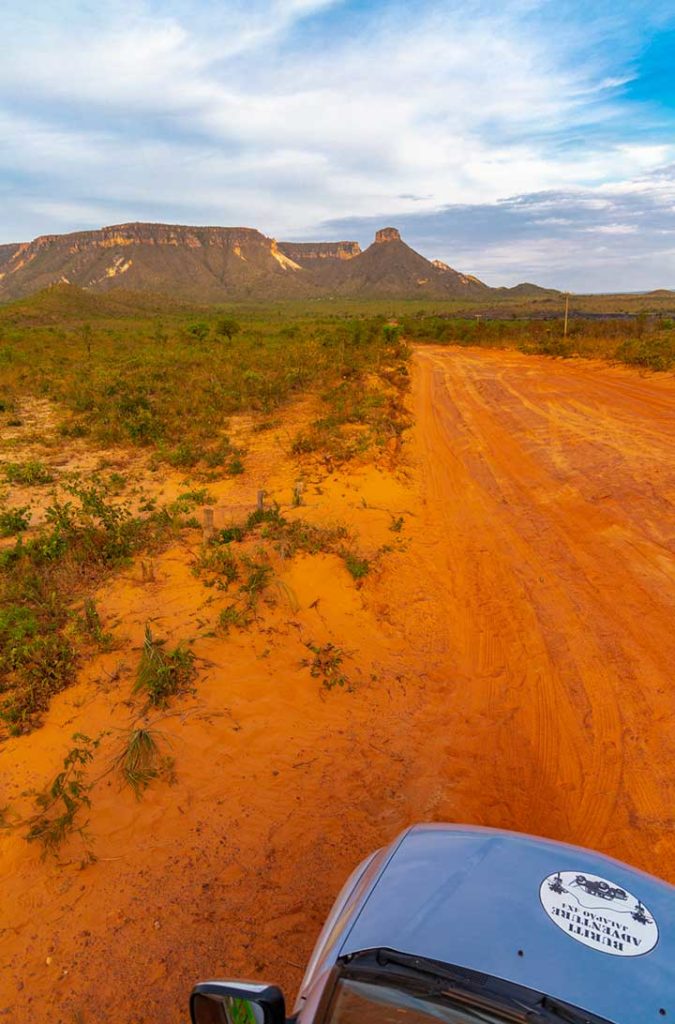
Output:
[195, 502, 370, 631]
[0, 294, 411, 470]
[0, 294, 409, 737]
[2, 460, 54, 485]
[402, 312, 675, 371]
[0, 478, 201, 734]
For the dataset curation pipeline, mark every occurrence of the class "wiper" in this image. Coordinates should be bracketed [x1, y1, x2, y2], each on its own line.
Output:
[538, 997, 600, 1024]
[362, 951, 534, 1022]
[361, 950, 601, 1024]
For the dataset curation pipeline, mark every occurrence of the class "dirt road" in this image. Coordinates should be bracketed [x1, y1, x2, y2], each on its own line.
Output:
[1, 345, 674, 1022]
[407, 346, 675, 870]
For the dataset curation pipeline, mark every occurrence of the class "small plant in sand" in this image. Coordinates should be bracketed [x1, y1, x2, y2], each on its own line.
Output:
[0, 605, 39, 675]
[217, 555, 275, 633]
[196, 502, 370, 638]
[21, 733, 102, 860]
[2, 460, 54, 486]
[0, 505, 31, 537]
[219, 604, 249, 632]
[239, 555, 274, 607]
[133, 626, 196, 708]
[78, 597, 115, 650]
[341, 550, 370, 580]
[113, 726, 175, 798]
[166, 488, 216, 516]
[303, 641, 349, 690]
[196, 544, 240, 588]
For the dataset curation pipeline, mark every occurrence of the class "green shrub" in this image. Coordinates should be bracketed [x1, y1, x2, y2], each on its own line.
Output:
[0, 633, 77, 734]
[291, 433, 318, 455]
[0, 605, 39, 673]
[614, 337, 674, 372]
[239, 557, 274, 609]
[0, 506, 31, 537]
[187, 322, 210, 342]
[342, 551, 370, 580]
[167, 488, 215, 515]
[203, 438, 239, 469]
[215, 318, 241, 341]
[166, 442, 203, 468]
[215, 524, 245, 544]
[197, 545, 239, 587]
[2, 460, 54, 485]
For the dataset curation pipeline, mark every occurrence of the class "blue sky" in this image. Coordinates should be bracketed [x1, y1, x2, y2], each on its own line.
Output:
[2, 1, 675, 289]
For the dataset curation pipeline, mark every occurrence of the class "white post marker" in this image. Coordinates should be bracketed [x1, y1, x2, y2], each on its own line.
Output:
[563, 293, 570, 339]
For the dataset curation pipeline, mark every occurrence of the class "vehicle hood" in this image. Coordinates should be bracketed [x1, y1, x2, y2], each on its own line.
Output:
[337, 824, 675, 1023]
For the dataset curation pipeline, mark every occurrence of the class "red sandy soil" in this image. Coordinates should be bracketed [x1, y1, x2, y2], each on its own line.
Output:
[1, 346, 674, 1023]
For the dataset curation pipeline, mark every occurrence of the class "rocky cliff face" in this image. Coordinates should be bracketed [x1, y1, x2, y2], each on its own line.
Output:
[374, 227, 401, 243]
[0, 243, 21, 275]
[277, 241, 361, 267]
[0, 223, 317, 302]
[0, 222, 497, 302]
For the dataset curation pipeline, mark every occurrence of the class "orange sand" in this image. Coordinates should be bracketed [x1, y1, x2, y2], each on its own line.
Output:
[1, 346, 674, 1023]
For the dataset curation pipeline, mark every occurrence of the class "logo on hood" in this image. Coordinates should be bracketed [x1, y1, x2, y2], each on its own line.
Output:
[540, 871, 658, 957]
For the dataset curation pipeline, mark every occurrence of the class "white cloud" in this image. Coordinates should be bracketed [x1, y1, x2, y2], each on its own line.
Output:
[591, 224, 638, 234]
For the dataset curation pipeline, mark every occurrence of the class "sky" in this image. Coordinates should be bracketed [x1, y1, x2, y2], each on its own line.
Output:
[2, 1, 675, 289]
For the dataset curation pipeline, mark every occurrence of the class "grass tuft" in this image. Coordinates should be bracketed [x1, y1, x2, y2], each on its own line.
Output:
[113, 727, 174, 798]
[341, 551, 370, 580]
[133, 626, 196, 708]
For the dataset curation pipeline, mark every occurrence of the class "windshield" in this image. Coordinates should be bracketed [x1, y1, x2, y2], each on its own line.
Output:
[318, 952, 612, 1024]
[326, 978, 523, 1024]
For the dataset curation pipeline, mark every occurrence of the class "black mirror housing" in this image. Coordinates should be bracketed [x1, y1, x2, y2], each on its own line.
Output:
[190, 981, 286, 1024]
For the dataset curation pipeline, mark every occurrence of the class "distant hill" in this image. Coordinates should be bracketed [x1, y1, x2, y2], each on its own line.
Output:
[323, 228, 489, 297]
[0, 221, 547, 303]
[494, 282, 560, 298]
[0, 223, 316, 303]
[0, 282, 192, 325]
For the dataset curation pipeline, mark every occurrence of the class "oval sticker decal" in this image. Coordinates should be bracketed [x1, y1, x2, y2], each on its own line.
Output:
[540, 871, 658, 957]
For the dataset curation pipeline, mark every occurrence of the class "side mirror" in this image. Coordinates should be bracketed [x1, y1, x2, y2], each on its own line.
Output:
[190, 981, 286, 1024]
